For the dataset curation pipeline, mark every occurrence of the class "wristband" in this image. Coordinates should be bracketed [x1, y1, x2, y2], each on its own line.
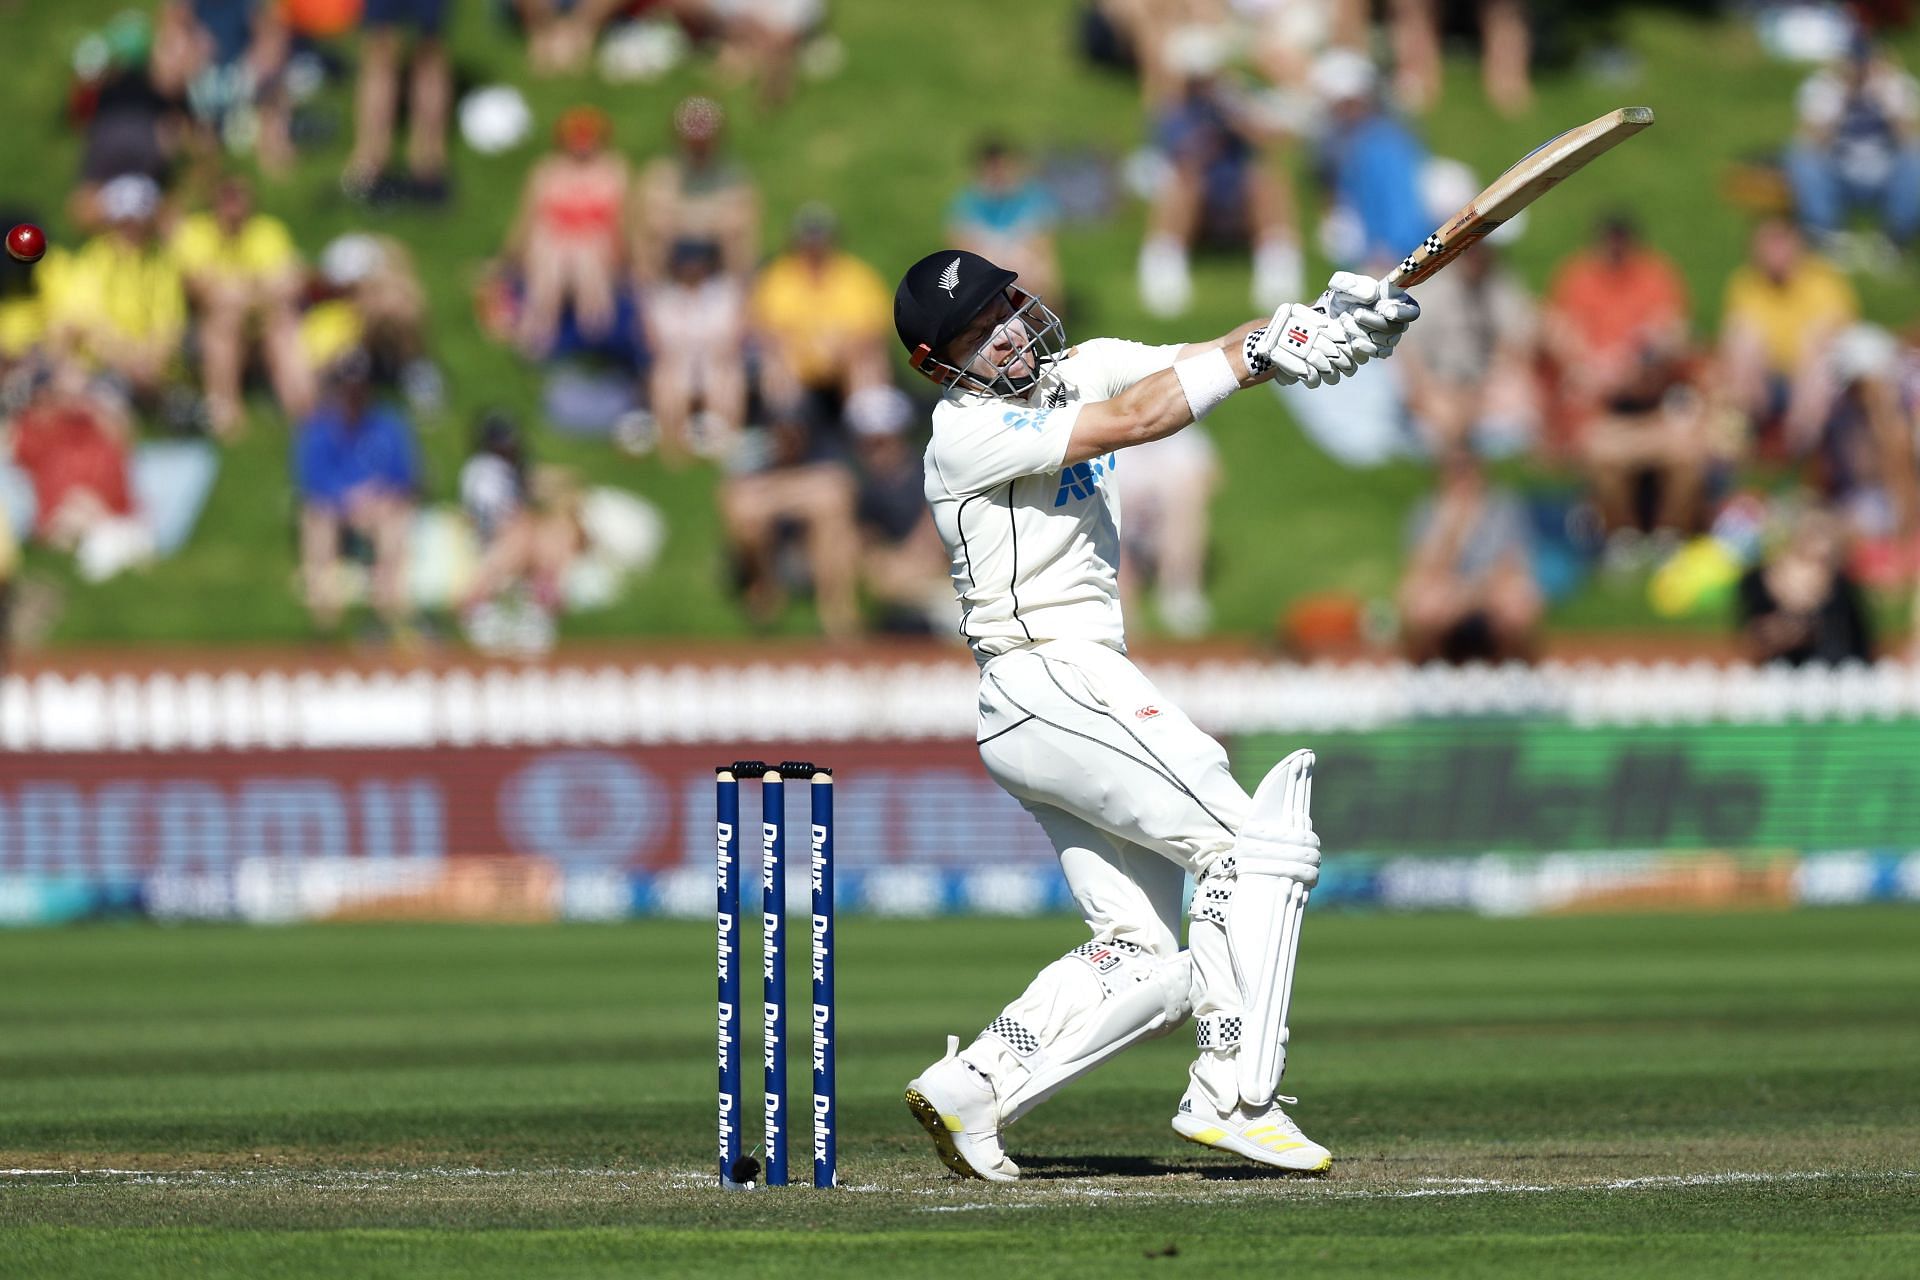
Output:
[1173, 347, 1239, 421]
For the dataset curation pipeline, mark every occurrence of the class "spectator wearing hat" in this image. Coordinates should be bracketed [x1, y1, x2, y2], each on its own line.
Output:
[749, 204, 892, 437]
[293, 352, 419, 633]
[43, 174, 187, 404]
[506, 105, 631, 357]
[1310, 49, 1430, 275]
[171, 174, 312, 437]
[305, 233, 440, 413]
[343, 0, 452, 203]
[632, 96, 760, 286]
[457, 410, 584, 654]
[1786, 39, 1920, 252]
[641, 238, 747, 466]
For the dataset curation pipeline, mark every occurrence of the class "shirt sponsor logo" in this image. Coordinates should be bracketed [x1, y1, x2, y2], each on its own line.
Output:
[1135, 706, 1161, 720]
[1002, 408, 1048, 432]
[1052, 452, 1115, 507]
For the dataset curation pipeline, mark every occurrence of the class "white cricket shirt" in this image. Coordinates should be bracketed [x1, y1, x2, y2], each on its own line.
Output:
[924, 338, 1183, 664]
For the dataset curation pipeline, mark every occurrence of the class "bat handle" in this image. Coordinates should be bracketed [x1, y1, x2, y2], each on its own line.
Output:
[1310, 286, 1334, 316]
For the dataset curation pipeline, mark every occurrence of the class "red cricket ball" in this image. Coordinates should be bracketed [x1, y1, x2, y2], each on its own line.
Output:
[6, 223, 46, 264]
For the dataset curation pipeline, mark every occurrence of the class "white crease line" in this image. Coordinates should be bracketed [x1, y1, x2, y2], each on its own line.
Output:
[8, 1166, 1914, 1205]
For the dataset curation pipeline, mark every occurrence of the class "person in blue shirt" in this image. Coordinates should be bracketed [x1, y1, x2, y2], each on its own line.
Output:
[948, 137, 1061, 301]
[294, 351, 419, 632]
[1311, 50, 1431, 274]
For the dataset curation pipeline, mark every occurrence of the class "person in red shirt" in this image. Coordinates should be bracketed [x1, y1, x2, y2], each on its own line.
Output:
[1542, 214, 1709, 533]
[6, 362, 153, 580]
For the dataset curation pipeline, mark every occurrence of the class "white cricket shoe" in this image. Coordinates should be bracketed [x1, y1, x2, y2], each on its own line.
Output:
[1171, 1087, 1332, 1173]
[904, 1036, 1021, 1182]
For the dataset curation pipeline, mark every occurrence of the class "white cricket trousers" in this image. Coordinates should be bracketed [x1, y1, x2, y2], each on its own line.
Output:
[957, 639, 1305, 1123]
[976, 638, 1249, 951]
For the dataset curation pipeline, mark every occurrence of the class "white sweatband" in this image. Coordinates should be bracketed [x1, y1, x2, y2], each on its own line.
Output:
[1173, 348, 1238, 421]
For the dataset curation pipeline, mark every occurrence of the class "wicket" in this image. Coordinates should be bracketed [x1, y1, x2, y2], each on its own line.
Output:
[716, 761, 836, 1190]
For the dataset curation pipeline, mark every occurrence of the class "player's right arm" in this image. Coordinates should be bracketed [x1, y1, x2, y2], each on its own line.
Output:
[1061, 319, 1274, 465]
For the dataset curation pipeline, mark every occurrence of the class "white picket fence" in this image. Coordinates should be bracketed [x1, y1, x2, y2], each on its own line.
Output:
[4, 656, 1918, 753]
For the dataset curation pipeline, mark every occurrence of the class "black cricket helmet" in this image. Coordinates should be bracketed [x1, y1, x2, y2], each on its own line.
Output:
[894, 249, 1066, 397]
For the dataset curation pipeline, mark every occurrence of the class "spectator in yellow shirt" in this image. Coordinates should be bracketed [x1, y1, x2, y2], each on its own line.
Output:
[750, 204, 892, 428]
[171, 175, 313, 438]
[43, 175, 186, 403]
[1719, 217, 1860, 455]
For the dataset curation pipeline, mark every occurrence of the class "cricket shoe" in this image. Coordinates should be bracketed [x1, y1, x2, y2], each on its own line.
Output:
[1171, 1088, 1332, 1174]
[904, 1035, 1021, 1183]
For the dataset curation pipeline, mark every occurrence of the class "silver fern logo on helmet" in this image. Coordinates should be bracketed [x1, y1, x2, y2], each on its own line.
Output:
[937, 257, 961, 297]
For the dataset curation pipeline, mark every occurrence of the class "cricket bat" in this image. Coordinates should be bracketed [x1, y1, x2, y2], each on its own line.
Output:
[1387, 106, 1656, 288]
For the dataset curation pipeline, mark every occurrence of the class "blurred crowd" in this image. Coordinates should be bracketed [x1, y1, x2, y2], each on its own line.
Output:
[1077, 0, 1920, 666]
[4, 0, 1919, 668]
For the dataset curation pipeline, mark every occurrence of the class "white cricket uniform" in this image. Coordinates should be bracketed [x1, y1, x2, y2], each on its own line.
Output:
[923, 339, 1261, 1122]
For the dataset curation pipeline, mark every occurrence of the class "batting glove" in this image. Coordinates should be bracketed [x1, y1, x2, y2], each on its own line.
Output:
[1314, 271, 1421, 363]
[1247, 303, 1357, 388]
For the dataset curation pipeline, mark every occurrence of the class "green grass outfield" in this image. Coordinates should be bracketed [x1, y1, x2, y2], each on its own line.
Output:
[2, 909, 1917, 1277]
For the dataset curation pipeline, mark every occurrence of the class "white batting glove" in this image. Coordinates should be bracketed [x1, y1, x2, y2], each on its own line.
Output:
[1247, 303, 1357, 389]
[1314, 271, 1421, 363]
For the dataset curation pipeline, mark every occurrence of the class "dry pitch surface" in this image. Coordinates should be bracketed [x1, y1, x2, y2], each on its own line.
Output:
[3, 911, 1917, 1277]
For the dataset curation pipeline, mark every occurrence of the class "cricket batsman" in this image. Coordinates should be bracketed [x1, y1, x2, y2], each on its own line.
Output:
[893, 249, 1418, 1178]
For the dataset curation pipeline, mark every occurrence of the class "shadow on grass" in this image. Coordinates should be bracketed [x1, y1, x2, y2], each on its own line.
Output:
[1009, 1152, 1329, 1182]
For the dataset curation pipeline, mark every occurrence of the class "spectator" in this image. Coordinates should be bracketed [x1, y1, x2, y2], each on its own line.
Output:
[1736, 508, 1872, 664]
[343, 0, 452, 203]
[516, 0, 646, 75]
[71, 10, 188, 227]
[307, 233, 441, 412]
[6, 361, 154, 582]
[850, 389, 953, 634]
[1116, 428, 1220, 636]
[641, 239, 746, 466]
[1386, 0, 1532, 117]
[1814, 324, 1917, 546]
[293, 352, 419, 633]
[1093, 0, 1234, 109]
[948, 138, 1062, 303]
[1543, 214, 1707, 533]
[632, 96, 760, 286]
[505, 105, 632, 357]
[458, 410, 582, 654]
[749, 204, 891, 439]
[1719, 217, 1860, 456]
[718, 416, 860, 636]
[1137, 58, 1302, 318]
[1397, 447, 1542, 664]
[710, 0, 824, 108]
[1309, 50, 1428, 276]
[1786, 38, 1920, 253]
[174, 1, 298, 178]
[1393, 237, 1539, 458]
[171, 175, 313, 438]
[43, 175, 187, 405]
